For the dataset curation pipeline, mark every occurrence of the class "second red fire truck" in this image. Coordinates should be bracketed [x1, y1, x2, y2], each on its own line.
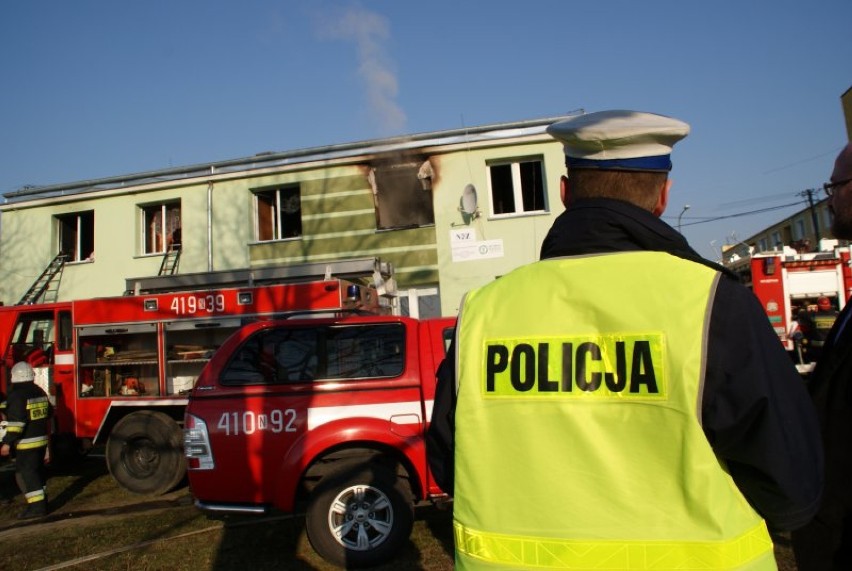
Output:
[727, 240, 852, 373]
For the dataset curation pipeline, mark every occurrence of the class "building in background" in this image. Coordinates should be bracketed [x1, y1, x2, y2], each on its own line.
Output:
[0, 115, 576, 317]
[721, 197, 834, 264]
[722, 85, 852, 265]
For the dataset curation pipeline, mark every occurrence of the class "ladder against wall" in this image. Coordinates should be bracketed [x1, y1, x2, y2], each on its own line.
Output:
[17, 253, 68, 305]
[158, 246, 181, 276]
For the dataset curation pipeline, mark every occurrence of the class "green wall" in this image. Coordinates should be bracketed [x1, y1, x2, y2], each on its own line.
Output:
[0, 129, 566, 316]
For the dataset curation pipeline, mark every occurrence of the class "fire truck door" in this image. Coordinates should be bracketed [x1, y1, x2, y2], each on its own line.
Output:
[2, 309, 68, 405]
[52, 310, 75, 433]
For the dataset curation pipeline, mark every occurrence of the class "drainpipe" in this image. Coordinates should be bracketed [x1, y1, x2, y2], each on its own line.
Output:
[207, 181, 213, 272]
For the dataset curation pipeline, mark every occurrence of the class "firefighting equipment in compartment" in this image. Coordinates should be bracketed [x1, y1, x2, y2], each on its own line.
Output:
[452, 252, 774, 570]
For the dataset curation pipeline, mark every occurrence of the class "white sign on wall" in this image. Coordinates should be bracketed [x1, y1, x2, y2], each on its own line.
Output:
[450, 229, 504, 262]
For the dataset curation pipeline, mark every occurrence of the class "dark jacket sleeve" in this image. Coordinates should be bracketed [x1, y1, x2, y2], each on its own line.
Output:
[426, 348, 457, 496]
[703, 276, 824, 531]
[1, 390, 26, 448]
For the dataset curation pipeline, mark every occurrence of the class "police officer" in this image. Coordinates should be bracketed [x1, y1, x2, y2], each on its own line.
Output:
[1, 361, 51, 519]
[427, 110, 823, 570]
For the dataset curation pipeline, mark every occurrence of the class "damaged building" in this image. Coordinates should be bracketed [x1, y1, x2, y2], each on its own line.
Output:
[0, 114, 579, 316]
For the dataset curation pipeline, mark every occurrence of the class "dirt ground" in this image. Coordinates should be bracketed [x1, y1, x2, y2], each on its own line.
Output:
[0, 456, 799, 570]
[0, 455, 455, 570]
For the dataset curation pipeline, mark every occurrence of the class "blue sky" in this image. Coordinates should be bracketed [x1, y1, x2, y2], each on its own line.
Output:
[1, 1, 850, 261]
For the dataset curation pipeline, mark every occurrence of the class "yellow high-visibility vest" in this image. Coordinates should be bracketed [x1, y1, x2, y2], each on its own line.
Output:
[453, 252, 775, 570]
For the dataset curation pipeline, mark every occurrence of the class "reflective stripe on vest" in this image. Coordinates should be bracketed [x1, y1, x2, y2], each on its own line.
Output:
[453, 252, 774, 571]
[454, 520, 773, 570]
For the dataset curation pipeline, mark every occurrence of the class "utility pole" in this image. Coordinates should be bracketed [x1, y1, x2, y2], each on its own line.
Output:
[801, 188, 821, 245]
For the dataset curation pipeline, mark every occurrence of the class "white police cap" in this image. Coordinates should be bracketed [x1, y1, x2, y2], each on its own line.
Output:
[547, 110, 690, 172]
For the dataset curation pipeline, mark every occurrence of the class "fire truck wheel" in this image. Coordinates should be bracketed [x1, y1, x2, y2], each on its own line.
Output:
[106, 411, 186, 496]
[305, 463, 414, 568]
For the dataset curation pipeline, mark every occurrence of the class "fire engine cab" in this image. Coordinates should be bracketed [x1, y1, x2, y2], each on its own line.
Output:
[728, 239, 852, 374]
[0, 257, 393, 495]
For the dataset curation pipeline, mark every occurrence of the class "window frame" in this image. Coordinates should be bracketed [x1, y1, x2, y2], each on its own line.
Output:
[771, 231, 782, 248]
[55, 210, 95, 262]
[486, 156, 548, 218]
[794, 218, 806, 240]
[253, 185, 303, 242]
[370, 159, 435, 230]
[140, 201, 181, 255]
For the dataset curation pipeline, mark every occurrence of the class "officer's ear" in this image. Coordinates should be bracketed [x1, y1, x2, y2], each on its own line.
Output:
[652, 179, 672, 217]
[560, 175, 570, 207]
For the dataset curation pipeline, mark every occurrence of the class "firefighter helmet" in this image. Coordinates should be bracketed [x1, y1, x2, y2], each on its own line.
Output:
[817, 296, 832, 311]
[10, 361, 35, 383]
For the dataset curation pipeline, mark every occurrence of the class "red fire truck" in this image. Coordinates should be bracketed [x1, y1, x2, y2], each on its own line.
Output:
[0, 258, 392, 495]
[184, 313, 455, 567]
[728, 240, 852, 373]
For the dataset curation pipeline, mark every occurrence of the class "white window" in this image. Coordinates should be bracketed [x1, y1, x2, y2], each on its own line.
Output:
[771, 231, 782, 248]
[56, 210, 94, 262]
[141, 202, 181, 255]
[487, 157, 547, 217]
[397, 287, 440, 319]
[794, 218, 806, 240]
[254, 186, 302, 241]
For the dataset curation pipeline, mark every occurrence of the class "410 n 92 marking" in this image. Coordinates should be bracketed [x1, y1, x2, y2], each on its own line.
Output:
[217, 409, 298, 436]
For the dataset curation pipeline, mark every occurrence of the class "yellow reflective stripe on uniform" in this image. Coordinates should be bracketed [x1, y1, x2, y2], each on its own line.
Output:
[454, 520, 773, 570]
[16, 436, 49, 450]
[25, 489, 46, 503]
[5, 422, 24, 433]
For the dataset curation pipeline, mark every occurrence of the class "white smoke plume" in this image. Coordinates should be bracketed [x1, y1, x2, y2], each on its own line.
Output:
[318, 4, 407, 136]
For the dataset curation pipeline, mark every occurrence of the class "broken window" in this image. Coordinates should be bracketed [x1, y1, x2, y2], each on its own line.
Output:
[56, 210, 94, 262]
[370, 158, 435, 230]
[487, 157, 547, 216]
[254, 185, 302, 241]
[141, 201, 181, 255]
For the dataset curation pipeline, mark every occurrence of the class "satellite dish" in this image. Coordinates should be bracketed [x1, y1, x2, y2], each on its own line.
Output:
[461, 184, 478, 215]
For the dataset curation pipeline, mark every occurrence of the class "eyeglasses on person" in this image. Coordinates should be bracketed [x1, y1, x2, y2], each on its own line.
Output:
[823, 178, 852, 197]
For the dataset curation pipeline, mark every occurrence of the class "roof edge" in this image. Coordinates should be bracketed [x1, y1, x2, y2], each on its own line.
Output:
[2, 112, 583, 204]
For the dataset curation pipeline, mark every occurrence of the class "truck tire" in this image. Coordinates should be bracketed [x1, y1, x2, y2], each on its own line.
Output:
[106, 410, 186, 496]
[305, 463, 414, 568]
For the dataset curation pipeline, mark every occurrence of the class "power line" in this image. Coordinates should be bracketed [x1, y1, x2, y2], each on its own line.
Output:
[761, 146, 843, 175]
[676, 200, 807, 228]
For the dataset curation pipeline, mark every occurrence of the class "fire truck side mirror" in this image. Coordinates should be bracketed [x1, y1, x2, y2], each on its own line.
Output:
[764, 257, 776, 275]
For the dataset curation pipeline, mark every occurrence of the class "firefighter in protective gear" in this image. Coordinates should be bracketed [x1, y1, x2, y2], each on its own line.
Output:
[1, 361, 52, 519]
[427, 110, 823, 570]
[809, 296, 839, 359]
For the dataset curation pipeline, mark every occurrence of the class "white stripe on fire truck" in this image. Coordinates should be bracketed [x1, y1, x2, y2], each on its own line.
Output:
[307, 400, 427, 431]
[424, 399, 434, 422]
[54, 353, 75, 365]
